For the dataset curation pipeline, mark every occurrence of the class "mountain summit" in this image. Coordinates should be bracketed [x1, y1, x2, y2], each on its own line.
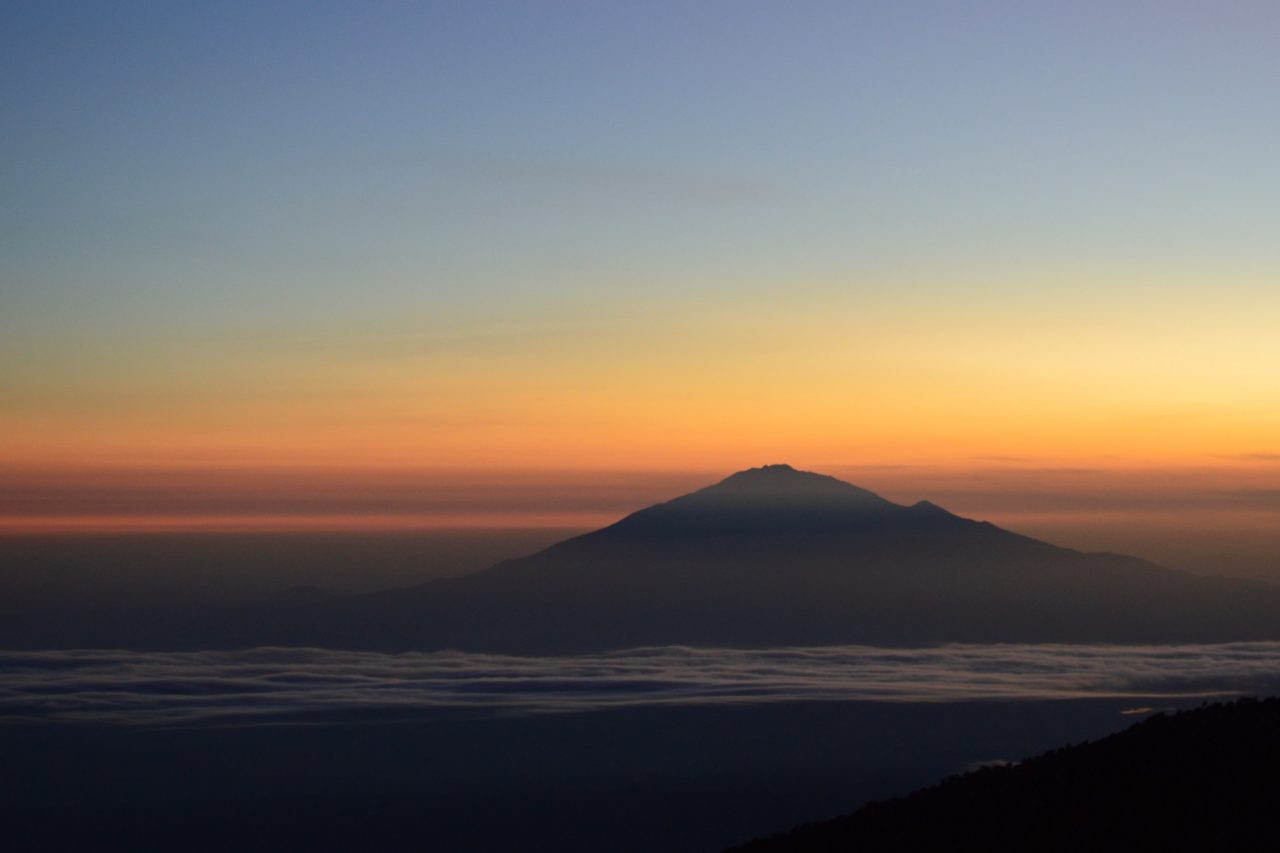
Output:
[601, 464, 906, 538]
[714, 463, 873, 494]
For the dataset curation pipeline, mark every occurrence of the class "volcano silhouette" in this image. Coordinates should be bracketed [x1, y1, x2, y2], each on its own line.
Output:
[11, 465, 1279, 652]
[260, 464, 1280, 652]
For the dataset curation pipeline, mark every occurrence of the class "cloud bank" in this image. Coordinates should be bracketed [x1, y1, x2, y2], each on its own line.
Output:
[4, 643, 1280, 726]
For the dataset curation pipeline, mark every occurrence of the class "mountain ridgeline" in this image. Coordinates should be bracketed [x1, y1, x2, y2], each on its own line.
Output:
[8, 465, 1280, 651]
[730, 697, 1280, 852]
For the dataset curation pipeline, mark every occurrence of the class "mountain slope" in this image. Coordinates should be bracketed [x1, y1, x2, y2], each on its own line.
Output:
[729, 697, 1280, 852]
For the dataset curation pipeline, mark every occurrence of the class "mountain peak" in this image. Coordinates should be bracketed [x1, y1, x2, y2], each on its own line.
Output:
[711, 464, 887, 501]
[719, 463, 836, 487]
[720, 463, 803, 483]
[588, 464, 902, 535]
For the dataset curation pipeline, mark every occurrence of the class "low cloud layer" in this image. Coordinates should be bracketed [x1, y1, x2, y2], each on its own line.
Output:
[4, 643, 1280, 726]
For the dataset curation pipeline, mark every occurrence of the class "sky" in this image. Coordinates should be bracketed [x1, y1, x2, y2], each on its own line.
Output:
[2, 2, 1278, 550]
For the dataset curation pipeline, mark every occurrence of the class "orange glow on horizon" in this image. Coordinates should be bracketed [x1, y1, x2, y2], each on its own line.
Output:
[0, 513, 609, 536]
[5, 274, 1277, 476]
[2, 458, 1277, 535]
[4, 274, 1277, 541]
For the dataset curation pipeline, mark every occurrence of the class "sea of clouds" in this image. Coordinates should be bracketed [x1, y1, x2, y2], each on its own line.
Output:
[4, 642, 1280, 726]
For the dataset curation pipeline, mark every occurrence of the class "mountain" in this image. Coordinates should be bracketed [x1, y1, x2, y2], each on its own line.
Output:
[240, 463, 1280, 652]
[728, 697, 1280, 852]
[5, 464, 1280, 651]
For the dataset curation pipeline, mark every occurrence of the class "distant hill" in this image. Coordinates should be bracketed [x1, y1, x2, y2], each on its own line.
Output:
[729, 697, 1280, 852]
[5, 464, 1280, 651]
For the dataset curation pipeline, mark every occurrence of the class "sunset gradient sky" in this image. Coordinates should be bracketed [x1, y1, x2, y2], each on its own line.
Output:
[3, 2, 1278, 559]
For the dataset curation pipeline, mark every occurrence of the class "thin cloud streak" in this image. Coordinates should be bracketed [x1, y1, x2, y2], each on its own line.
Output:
[4, 643, 1280, 727]
[6, 463, 1280, 533]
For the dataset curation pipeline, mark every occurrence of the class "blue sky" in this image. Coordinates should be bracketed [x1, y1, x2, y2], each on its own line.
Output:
[6, 1, 1278, 335]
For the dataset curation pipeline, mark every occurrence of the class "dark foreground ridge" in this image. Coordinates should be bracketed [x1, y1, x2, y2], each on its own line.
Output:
[729, 697, 1280, 852]
[4, 464, 1280, 651]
